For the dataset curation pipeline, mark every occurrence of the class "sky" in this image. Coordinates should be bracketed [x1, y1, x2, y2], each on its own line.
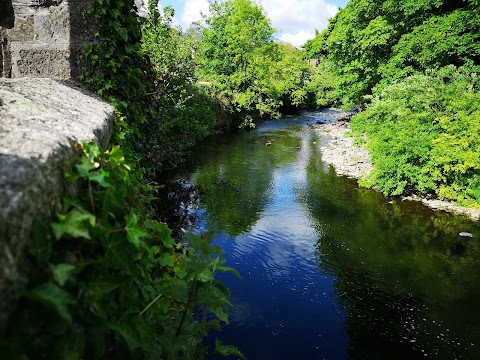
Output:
[159, 0, 349, 47]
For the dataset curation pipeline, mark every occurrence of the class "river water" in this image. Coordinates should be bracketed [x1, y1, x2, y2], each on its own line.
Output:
[172, 110, 480, 359]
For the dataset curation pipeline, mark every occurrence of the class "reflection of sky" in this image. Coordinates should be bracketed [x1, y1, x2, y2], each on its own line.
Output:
[195, 120, 349, 359]
[192, 111, 480, 359]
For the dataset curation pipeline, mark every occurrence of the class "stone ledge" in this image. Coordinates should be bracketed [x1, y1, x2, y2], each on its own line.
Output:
[0, 77, 114, 332]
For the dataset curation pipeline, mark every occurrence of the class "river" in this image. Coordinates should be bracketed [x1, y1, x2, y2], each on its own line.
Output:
[166, 110, 480, 360]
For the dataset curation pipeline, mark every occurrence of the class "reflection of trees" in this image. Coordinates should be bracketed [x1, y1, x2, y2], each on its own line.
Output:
[192, 129, 301, 236]
[304, 137, 480, 359]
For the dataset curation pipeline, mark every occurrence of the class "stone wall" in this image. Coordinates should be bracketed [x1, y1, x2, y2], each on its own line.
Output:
[0, 0, 113, 333]
[0, 78, 115, 332]
[1, 0, 96, 79]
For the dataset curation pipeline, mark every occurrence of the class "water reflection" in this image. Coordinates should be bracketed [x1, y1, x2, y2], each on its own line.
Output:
[305, 129, 480, 359]
[181, 111, 480, 359]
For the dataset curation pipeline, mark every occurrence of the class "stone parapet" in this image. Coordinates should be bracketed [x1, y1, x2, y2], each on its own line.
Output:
[0, 77, 115, 332]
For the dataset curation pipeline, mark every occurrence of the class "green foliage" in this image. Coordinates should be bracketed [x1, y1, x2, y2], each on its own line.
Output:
[140, 3, 216, 167]
[351, 66, 480, 205]
[303, 0, 480, 206]
[197, 0, 312, 126]
[305, 57, 341, 107]
[303, 0, 479, 107]
[3, 143, 240, 359]
[83, 0, 215, 172]
[215, 339, 246, 359]
[376, 8, 480, 93]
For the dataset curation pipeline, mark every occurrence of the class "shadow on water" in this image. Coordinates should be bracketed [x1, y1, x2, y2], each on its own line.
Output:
[304, 131, 480, 359]
[165, 111, 480, 360]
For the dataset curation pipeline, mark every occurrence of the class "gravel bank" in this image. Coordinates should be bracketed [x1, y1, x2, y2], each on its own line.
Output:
[309, 110, 373, 179]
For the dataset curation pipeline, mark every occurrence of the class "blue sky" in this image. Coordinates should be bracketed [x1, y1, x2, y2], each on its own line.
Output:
[158, 0, 350, 47]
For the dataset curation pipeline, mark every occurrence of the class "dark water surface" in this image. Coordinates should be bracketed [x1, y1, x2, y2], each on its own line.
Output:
[177, 110, 480, 359]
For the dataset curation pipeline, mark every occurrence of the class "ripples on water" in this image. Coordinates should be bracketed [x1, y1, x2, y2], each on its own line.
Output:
[180, 110, 480, 360]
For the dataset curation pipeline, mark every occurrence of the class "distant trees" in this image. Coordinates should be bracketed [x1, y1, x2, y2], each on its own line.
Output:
[303, 0, 480, 107]
[197, 0, 312, 127]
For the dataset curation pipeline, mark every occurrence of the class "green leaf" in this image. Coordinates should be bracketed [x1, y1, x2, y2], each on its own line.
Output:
[88, 169, 110, 187]
[210, 306, 229, 323]
[51, 264, 76, 286]
[159, 253, 174, 267]
[104, 233, 131, 269]
[52, 208, 96, 240]
[146, 220, 174, 248]
[217, 264, 241, 278]
[75, 156, 97, 177]
[90, 281, 120, 299]
[198, 268, 214, 282]
[26, 283, 76, 322]
[125, 213, 148, 249]
[215, 339, 245, 359]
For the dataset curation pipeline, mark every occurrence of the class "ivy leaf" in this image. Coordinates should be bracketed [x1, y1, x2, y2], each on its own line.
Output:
[52, 208, 96, 240]
[104, 234, 131, 270]
[88, 169, 110, 187]
[146, 220, 174, 248]
[25, 283, 76, 322]
[125, 213, 148, 249]
[159, 253, 174, 267]
[75, 156, 97, 177]
[51, 264, 76, 286]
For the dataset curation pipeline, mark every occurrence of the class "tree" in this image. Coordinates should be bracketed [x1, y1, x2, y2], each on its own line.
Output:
[302, 0, 479, 107]
[140, 3, 216, 168]
[198, 0, 281, 126]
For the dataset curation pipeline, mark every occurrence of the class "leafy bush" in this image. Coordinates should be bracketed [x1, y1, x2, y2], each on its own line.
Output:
[2, 144, 238, 359]
[351, 66, 480, 206]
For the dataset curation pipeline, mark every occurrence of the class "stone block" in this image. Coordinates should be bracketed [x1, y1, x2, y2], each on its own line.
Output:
[6, 15, 34, 42]
[0, 77, 115, 333]
[10, 44, 71, 78]
[33, 3, 70, 43]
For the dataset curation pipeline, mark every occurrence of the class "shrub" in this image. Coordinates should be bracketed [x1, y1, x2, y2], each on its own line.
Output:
[351, 66, 480, 206]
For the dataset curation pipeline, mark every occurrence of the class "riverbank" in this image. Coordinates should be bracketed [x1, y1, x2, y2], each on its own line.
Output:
[312, 111, 480, 221]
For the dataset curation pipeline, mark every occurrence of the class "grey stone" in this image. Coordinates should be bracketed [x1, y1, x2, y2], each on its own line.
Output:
[10, 45, 71, 78]
[6, 16, 34, 42]
[0, 77, 115, 332]
[3, 0, 96, 79]
[459, 232, 474, 238]
[33, 5, 70, 43]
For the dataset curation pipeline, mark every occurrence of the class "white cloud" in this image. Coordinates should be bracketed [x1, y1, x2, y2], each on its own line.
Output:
[173, 0, 339, 47]
[279, 31, 315, 48]
[180, 0, 210, 27]
[259, 0, 339, 47]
